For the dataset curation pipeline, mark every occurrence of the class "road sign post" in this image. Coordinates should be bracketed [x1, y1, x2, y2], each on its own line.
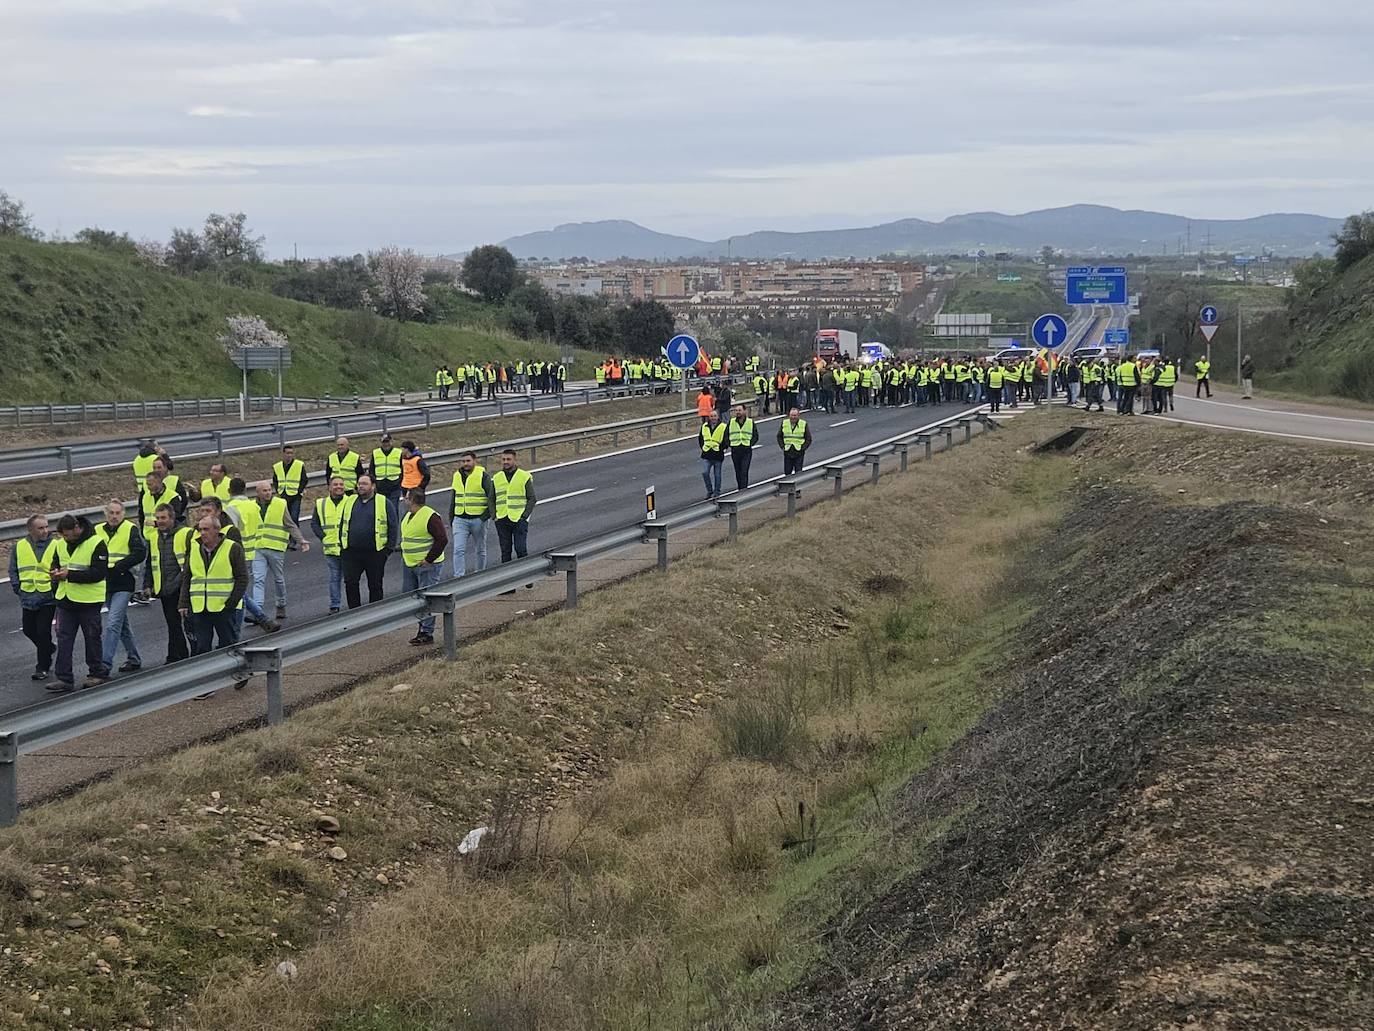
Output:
[1198, 305, 1220, 360]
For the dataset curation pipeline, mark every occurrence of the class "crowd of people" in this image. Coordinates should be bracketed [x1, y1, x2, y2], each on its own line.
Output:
[11, 436, 539, 692]
[433, 359, 567, 400]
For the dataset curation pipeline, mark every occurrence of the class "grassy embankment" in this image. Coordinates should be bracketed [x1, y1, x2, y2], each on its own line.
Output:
[939, 269, 1064, 325]
[0, 236, 593, 405]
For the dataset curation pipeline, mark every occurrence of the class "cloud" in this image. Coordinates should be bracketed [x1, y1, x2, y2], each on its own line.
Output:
[186, 104, 255, 118]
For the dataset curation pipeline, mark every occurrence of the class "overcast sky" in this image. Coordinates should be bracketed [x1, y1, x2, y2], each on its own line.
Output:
[4, 0, 1371, 256]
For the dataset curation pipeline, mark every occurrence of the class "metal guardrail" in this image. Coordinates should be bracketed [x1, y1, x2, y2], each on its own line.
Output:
[0, 393, 756, 544]
[0, 376, 746, 481]
[0, 404, 1002, 824]
[1, 394, 340, 428]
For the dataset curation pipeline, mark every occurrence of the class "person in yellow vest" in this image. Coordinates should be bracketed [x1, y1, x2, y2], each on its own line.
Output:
[339, 474, 399, 609]
[143, 503, 193, 662]
[1195, 355, 1212, 398]
[249, 481, 310, 623]
[400, 441, 431, 495]
[698, 410, 727, 499]
[1153, 357, 1178, 414]
[179, 516, 249, 656]
[435, 365, 452, 400]
[96, 500, 146, 675]
[368, 433, 403, 501]
[1116, 355, 1139, 415]
[777, 407, 811, 477]
[555, 361, 567, 394]
[311, 476, 350, 613]
[131, 440, 163, 492]
[492, 449, 536, 567]
[269, 444, 308, 526]
[224, 478, 277, 634]
[200, 462, 233, 503]
[727, 404, 758, 491]
[9, 514, 57, 682]
[140, 470, 185, 547]
[400, 488, 449, 646]
[986, 361, 1005, 414]
[49, 514, 111, 692]
[449, 451, 495, 578]
[327, 436, 362, 493]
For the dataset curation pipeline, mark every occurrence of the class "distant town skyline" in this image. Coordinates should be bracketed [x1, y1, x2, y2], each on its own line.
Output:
[6, 1, 1372, 257]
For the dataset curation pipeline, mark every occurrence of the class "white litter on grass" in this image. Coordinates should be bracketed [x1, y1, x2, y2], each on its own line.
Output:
[276, 960, 298, 981]
[458, 826, 489, 855]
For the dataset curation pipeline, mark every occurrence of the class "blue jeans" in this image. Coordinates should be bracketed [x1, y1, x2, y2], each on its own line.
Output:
[402, 562, 442, 634]
[101, 590, 141, 669]
[252, 549, 287, 610]
[700, 457, 723, 496]
[324, 554, 343, 610]
[451, 516, 488, 578]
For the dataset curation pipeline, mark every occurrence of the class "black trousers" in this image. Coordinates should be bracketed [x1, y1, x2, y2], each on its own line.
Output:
[189, 610, 238, 655]
[342, 548, 389, 609]
[783, 449, 805, 476]
[159, 591, 190, 662]
[731, 448, 753, 490]
[21, 603, 55, 673]
[1196, 378, 1211, 397]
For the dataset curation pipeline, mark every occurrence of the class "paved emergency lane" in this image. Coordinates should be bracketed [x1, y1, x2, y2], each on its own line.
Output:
[1160, 394, 1374, 448]
[0, 397, 981, 710]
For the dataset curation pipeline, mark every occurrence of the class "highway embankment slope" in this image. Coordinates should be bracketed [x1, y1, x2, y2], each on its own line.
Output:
[0, 410, 1369, 1029]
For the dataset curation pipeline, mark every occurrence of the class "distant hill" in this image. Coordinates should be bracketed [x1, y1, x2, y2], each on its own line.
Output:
[498, 206, 1341, 261]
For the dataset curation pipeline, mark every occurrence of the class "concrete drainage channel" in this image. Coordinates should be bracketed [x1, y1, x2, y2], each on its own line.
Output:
[1036, 425, 1099, 455]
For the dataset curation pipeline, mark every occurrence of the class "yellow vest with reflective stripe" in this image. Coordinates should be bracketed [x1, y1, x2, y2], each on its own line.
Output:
[327, 451, 361, 490]
[132, 453, 157, 489]
[1117, 361, 1138, 387]
[338, 494, 390, 552]
[141, 486, 178, 532]
[200, 477, 232, 501]
[188, 538, 241, 613]
[254, 497, 290, 552]
[15, 538, 55, 596]
[228, 498, 259, 559]
[148, 526, 193, 595]
[95, 520, 137, 566]
[451, 468, 488, 518]
[700, 422, 726, 454]
[728, 418, 754, 447]
[781, 419, 808, 451]
[400, 505, 441, 567]
[272, 459, 305, 497]
[370, 447, 402, 483]
[1156, 363, 1177, 387]
[53, 535, 105, 604]
[492, 468, 532, 521]
[314, 495, 348, 557]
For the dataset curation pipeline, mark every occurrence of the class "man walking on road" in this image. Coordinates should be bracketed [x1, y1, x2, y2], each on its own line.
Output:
[339, 474, 398, 609]
[400, 488, 448, 646]
[50, 514, 111, 692]
[180, 516, 248, 656]
[778, 407, 811, 477]
[369, 433, 403, 502]
[1241, 355, 1255, 399]
[1195, 355, 1212, 398]
[225, 479, 278, 635]
[727, 404, 758, 491]
[492, 449, 536, 566]
[144, 504, 192, 663]
[328, 436, 362, 493]
[10, 515, 57, 682]
[250, 482, 310, 622]
[96, 500, 145, 675]
[271, 445, 308, 531]
[312, 476, 349, 613]
[699, 410, 726, 499]
[1116, 355, 1139, 415]
[449, 451, 495, 578]
[200, 462, 232, 502]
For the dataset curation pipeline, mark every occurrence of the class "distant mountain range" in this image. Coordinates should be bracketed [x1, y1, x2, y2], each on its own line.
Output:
[495, 205, 1340, 261]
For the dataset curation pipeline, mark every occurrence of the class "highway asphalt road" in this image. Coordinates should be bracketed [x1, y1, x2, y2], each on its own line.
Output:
[0, 397, 982, 710]
[0, 380, 673, 482]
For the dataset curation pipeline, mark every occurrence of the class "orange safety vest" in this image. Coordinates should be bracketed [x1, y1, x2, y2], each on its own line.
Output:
[611, 362, 622, 379]
[775, 371, 789, 390]
[401, 455, 425, 490]
[696, 393, 715, 417]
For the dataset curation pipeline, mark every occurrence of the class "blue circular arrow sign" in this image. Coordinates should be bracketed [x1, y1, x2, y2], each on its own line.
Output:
[1200, 305, 1219, 325]
[1031, 313, 1069, 351]
[665, 334, 700, 370]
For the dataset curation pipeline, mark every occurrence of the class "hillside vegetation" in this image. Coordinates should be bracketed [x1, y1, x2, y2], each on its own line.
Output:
[0, 237, 582, 404]
[940, 271, 1063, 325]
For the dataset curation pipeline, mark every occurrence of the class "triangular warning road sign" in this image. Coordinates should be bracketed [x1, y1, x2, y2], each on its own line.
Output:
[1200, 324, 1219, 342]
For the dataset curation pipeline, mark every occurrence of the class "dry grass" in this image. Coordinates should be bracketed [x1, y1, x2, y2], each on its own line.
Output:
[0, 411, 1067, 1030]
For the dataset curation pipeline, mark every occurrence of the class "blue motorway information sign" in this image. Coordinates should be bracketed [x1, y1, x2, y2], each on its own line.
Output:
[1066, 266, 1128, 305]
[1104, 328, 1130, 345]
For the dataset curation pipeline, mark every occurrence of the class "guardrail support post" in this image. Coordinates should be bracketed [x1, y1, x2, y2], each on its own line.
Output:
[863, 453, 882, 485]
[550, 552, 578, 608]
[939, 427, 954, 451]
[894, 442, 911, 472]
[643, 522, 669, 571]
[530, 445, 537, 465]
[60, 446, 74, 478]
[381, 413, 389, 435]
[915, 433, 933, 461]
[0, 733, 18, 828]
[424, 409, 432, 429]
[353, 394, 360, 410]
[328, 418, 339, 441]
[716, 500, 740, 542]
[777, 479, 800, 518]
[244, 647, 285, 725]
[824, 465, 844, 501]
[277, 423, 286, 448]
[957, 419, 973, 444]
[425, 593, 458, 660]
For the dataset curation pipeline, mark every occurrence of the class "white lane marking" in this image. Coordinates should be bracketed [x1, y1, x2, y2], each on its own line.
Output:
[537, 488, 595, 506]
[1152, 415, 1374, 449]
[1186, 397, 1374, 426]
[829, 418, 857, 428]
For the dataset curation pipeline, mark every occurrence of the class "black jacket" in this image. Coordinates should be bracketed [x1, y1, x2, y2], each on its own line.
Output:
[100, 520, 146, 597]
[56, 519, 109, 609]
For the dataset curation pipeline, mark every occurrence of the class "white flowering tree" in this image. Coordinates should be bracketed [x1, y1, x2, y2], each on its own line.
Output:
[367, 246, 426, 321]
[134, 238, 166, 267]
[218, 314, 288, 354]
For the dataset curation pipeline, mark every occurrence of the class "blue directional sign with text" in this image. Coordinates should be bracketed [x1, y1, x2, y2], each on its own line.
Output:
[1066, 266, 1128, 305]
[1200, 305, 1219, 325]
[1104, 328, 1130, 345]
[665, 334, 700, 370]
[1031, 313, 1069, 351]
